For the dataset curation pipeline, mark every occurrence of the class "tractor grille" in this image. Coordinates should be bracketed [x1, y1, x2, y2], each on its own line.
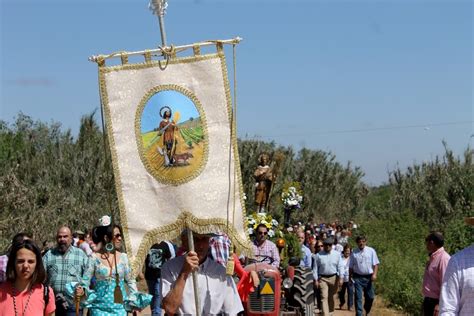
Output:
[248, 277, 275, 312]
[249, 292, 275, 312]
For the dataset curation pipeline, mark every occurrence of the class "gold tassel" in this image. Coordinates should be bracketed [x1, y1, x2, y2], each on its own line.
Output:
[114, 273, 124, 304]
[113, 251, 124, 304]
[226, 258, 235, 276]
[216, 42, 224, 54]
[97, 57, 105, 67]
[144, 51, 152, 63]
[193, 45, 201, 56]
[120, 53, 128, 65]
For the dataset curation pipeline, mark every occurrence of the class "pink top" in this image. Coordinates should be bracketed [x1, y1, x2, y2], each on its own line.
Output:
[0, 282, 56, 315]
[0, 255, 7, 283]
[422, 247, 451, 299]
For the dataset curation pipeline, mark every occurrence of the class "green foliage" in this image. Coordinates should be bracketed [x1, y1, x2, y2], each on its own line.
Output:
[280, 233, 303, 269]
[355, 144, 474, 314]
[1, 113, 472, 316]
[238, 140, 367, 224]
[0, 112, 119, 251]
[386, 143, 474, 251]
[357, 211, 428, 315]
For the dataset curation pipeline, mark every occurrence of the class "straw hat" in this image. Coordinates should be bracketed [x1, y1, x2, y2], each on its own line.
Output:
[464, 217, 474, 226]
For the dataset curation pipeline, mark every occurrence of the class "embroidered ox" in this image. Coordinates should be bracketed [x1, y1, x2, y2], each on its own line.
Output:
[173, 152, 194, 166]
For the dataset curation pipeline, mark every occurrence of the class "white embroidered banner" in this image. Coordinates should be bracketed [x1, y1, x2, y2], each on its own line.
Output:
[98, 51, 250, 274]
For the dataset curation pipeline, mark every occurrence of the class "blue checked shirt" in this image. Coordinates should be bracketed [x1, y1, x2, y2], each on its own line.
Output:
[43, 246, 90, 305]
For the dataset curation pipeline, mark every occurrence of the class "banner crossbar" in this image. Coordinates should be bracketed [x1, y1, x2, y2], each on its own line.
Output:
[88, 37, 242, 64]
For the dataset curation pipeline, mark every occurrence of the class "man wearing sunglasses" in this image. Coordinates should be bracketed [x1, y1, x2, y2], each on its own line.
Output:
[251, 224, 280, 268]
[312, 237, 344, 316]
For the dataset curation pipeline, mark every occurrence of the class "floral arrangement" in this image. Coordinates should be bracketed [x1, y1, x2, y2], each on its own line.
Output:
[99, 215, 111, 226]
[246, 212, 280, 238]
[281, 181, 303, 210]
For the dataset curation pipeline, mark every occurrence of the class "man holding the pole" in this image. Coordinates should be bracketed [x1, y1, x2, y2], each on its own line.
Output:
[161, 230, 243, 315]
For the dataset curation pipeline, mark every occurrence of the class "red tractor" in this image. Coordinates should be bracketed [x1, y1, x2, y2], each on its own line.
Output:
[243, 255, 314, 316]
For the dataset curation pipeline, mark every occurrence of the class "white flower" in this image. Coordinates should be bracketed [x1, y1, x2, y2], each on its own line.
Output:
[271, 219, 279, 226]
[248, 219, 256, 225]
[243, 193, 247, 200]
[268, 229, 275, 237]
[99, 215, 111, 226]
[247, 228, 254, 235]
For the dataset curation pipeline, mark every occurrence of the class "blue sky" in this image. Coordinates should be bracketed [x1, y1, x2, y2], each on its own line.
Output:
[141, 90, 200, 133]
[1, 0, 472, 185]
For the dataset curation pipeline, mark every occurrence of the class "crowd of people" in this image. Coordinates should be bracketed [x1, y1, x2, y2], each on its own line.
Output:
[0, 219, 151, 316]
[0, 216, 472, 316]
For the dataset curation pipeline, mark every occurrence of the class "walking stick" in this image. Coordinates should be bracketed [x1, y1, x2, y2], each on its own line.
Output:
[187, 229, 201, 316]
[75, 292, 80, 316]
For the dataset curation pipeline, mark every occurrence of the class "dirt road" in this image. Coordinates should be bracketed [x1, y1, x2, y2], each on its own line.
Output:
[135, 280, 404, 316]
[137, 296, 404, 315]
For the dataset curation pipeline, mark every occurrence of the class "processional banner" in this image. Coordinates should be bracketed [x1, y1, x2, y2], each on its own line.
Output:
[98, 46, 251, 275]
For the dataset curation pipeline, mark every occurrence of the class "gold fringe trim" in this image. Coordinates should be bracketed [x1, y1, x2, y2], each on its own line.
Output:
[120, 54, 128, 65]
[216, 42, 224, 54]
[193, 45, 201, 56]
[144, 51, 152, 63]
[100, 53, 219, 74]
[129, 211, 253, 278]
[97, 57, 105, 67]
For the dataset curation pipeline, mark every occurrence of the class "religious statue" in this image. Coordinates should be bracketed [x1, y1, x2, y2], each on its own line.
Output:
[254, 153, 273, 212]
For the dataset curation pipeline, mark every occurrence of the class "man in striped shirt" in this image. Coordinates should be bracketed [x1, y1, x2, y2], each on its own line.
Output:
[251, 224, 280, 267]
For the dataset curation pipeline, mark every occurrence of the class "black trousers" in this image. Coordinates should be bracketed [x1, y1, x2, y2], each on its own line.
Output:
[422, 297, 439, 316]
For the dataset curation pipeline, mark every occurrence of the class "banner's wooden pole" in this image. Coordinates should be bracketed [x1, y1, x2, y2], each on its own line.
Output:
[150, 3, 200, 313]
[187, 229, 201, 316]
[150, 0, 168, 47]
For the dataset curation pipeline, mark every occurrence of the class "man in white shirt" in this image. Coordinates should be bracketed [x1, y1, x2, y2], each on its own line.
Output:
[161, 230, 243, 315]
[439, 217, 474, 316]
[349, 235, 380, 316]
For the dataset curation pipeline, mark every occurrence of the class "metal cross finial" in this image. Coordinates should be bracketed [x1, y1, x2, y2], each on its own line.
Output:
[149, 0, 168, 17]
[149, 0, 168, 46]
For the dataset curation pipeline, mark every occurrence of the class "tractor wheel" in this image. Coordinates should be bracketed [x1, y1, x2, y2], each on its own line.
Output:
[291, 267, 314, 316]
